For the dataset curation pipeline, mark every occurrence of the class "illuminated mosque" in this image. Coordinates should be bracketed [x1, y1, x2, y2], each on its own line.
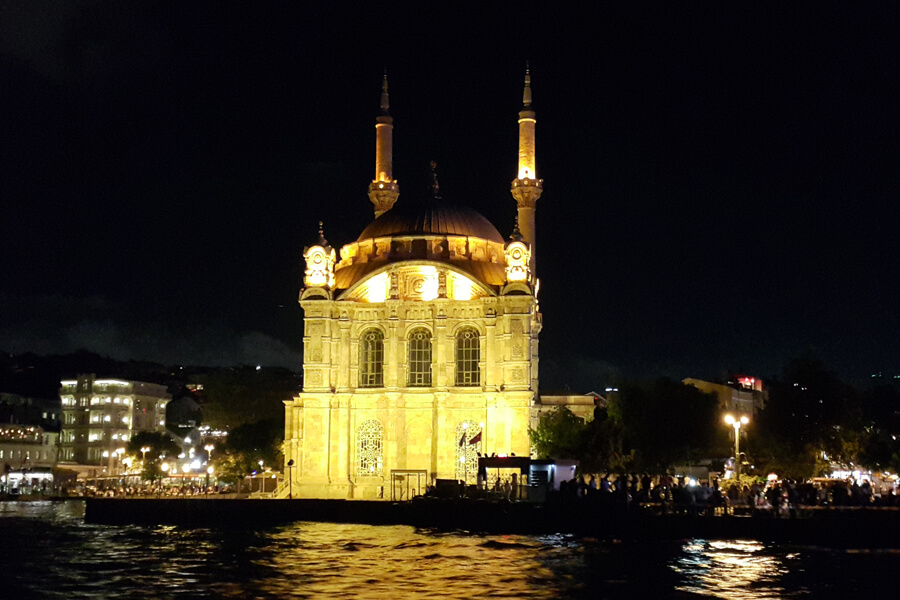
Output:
[282, 71, 548, 498]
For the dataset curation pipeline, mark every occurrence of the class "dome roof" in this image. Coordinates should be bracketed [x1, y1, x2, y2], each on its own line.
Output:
[357, 198, 504, 244]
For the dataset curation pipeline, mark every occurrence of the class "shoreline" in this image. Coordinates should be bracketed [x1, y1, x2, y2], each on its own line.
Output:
[83, 497, 900, 548]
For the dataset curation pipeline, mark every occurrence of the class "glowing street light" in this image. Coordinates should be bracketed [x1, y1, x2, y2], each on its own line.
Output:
[206, 465, 214, 498]
[159, 462, 169, 498]
[724, 414, 749, 478]
[140, 446, 150, 465]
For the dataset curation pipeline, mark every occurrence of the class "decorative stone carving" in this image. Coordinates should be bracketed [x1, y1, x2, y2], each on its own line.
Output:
[390, 271, 400, 299]
[438, 270, 447, 298]
[304, 245, 336, 289]
[505, 241, 531, 283]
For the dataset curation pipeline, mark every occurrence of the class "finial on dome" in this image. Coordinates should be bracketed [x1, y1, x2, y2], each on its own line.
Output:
[380, 69, 390, 115]
[509, 216, 525, 242]
[317, 220, 330, 247]
[522, 62, 532, 107]
[429, 160, 441, 198]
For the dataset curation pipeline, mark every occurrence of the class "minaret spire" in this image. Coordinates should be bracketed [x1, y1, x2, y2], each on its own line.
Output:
[510, 64, 543, 275]
[368, 71, 400, 217]
[380, 69, 390, 114]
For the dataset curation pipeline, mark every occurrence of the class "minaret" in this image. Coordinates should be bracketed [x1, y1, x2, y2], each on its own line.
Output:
[367, 72, 400, 217]
[510, 66, 543, 274]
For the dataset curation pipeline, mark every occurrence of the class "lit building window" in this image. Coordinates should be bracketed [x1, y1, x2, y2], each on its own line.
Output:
[359, 329, 384, 388]
[407, 328, 432, 387]
[455, 327, 481, 386]
[356, 419, 383, 477]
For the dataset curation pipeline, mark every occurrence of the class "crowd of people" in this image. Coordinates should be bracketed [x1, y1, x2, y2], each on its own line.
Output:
[554, 473, 900, 515]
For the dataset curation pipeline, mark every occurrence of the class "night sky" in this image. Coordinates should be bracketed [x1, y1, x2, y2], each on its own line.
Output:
[2, 3, 898, 387]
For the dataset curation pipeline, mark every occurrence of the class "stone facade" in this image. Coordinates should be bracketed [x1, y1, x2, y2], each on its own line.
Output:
[283, 72, 545, 499]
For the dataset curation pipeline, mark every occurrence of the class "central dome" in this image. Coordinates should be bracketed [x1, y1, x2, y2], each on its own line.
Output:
[357, 198, 504, 244]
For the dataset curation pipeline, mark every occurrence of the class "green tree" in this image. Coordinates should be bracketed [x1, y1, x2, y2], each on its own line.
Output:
[610, 378, 719, 472]
[529, 406, 587, 460]
[581, 405, 629, 473]
[216, 419, 283, 484]
[198, 367, 299, 430]
[126, 431, 180, 482]
[754, 357, 862, 478]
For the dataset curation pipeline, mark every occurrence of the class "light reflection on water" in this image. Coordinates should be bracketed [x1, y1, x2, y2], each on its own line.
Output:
[1, 501, 898, 598]
[673, 539, 791, 599]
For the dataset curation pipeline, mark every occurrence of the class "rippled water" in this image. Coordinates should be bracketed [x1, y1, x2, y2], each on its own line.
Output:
[1, 501, 898, 598]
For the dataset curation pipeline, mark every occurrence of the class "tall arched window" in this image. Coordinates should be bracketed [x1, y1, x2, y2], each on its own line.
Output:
[407, 328, 432, 386]
[357, 419, 383, 476]
[359, 329, 384, 388]
[455, 327, 480, 386]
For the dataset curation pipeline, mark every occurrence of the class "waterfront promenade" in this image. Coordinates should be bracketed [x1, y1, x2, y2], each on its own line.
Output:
[84, 497, 900, 549]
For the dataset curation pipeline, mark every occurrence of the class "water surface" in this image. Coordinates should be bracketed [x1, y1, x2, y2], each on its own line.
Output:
[1, 501, 896, 598]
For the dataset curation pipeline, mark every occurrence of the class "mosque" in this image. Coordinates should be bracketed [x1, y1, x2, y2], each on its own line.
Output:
[282, 71, 554, 499]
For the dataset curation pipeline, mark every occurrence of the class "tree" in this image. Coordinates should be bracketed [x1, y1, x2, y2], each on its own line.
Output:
[197, 366, 299, 430]
[754, 357, 861, 478]
[126, 431, 180, 483]
[580, 405, 629, 473]
[609, 378, 719, 472]
[215, 418, 283, 485]
[529, 406, 587, 460]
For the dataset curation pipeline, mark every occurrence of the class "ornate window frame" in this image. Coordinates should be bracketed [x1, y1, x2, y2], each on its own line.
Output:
[359, 328, 384, 388]
[356, 419, 384, 477]
[455, 326, 481, 386]
[407, 327, 432, 387]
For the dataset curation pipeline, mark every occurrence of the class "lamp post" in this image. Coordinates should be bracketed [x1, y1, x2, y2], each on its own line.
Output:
[160, 462, 169, 498]
[287, 459, 295, 500]
[724, 414, 749, 478]
[258, 460, 264, 494]
[182, 463, 190, 497]
[206, 466, 214, 499]
[460, 456, 467, 496]
[115, 447, 125, 478]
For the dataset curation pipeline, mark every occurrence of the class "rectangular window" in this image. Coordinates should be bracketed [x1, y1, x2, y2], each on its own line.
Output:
[407, 329, 432, 387]
[359, 330, 384, 388]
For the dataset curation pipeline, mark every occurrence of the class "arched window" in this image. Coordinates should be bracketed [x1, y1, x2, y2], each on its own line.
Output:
[455, 327, 480, 386]
[455, 420, 482, 483]
[357, 420, 383, 476]
[407, 328, 432, 386]
[359, 329, 384, 388]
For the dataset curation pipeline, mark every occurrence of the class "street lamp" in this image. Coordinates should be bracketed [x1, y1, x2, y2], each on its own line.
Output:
[160, 462, 169, 498]
[724, 414, 749, 478]
[115, 447, 125, 477]
[206, 466, 214, 499]
[182, 463, 190, 497]
[287, 459, 295, 500]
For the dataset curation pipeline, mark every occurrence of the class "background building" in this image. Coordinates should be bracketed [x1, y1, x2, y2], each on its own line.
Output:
[58, 375, 171, 478]
[683, 376, 767, 417]
[284, 73, 546, 498]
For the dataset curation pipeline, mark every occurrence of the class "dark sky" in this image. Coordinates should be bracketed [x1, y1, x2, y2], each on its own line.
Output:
[2, 3, 898, 386]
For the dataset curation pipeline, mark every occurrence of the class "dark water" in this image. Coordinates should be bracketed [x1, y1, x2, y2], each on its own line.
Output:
[1, 501, 898, 598]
